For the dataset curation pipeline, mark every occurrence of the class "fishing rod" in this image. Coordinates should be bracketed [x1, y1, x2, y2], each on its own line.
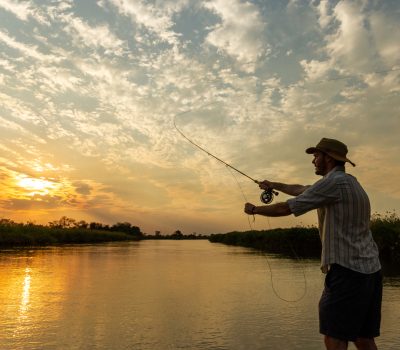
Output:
[173, 115, 279, 204]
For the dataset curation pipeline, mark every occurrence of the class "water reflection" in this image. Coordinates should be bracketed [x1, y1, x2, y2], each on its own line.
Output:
[0, 242, 399, 350]
[20, 267, 31, 314]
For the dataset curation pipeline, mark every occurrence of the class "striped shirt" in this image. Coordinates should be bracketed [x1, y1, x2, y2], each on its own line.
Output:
[287, 166, 381, 274]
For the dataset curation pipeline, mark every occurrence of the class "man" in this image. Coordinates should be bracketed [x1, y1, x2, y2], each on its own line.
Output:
[244, 138, 382, 350]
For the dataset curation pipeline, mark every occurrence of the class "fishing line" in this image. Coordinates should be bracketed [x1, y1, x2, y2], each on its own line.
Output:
[174, 107, 306, 303]
[227, 166, 307, 303]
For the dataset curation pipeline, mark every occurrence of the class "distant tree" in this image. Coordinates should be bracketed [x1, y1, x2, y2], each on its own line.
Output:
[74, 220, 89, 229]
[0, 218, 16, 226]
[48, 220, 61, 229]
[48, 217, 75, 229]
[89, 222, 104, 230]
[130, 226, 141, 236]
[111, 222, 131, 233]
[111, 222, 141, 236]
[171, 230, 183, 239]
[57, 216, 76, 229]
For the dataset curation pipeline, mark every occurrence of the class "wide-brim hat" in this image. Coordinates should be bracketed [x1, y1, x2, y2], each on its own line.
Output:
[306, 138, 356, 166]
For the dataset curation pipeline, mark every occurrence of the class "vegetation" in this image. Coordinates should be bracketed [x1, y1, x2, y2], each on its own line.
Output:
[0, 216, 143, 247]
[209, 212, 400, 263]
[209, 227, 321, 258]
[370, 211, 400, 263]
[0, 217, 209, 247]
[144, 230, 209, 240]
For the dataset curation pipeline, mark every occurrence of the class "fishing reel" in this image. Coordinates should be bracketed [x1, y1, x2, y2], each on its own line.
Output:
[260, 188, 279, 204]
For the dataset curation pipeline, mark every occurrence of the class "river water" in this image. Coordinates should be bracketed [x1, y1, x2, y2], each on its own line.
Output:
[0, 240, 399, 350]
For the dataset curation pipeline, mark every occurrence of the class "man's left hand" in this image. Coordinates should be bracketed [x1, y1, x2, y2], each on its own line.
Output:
[244, 202, 256, 215]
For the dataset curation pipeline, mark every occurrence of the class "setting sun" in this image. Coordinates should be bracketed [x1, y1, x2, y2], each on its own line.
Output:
[16, 176, 58, 196]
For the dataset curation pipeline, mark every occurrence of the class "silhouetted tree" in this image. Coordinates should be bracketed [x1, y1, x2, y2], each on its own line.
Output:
[74, 220, 89, 229]
[0, 218, 16, 226]
[171, 230, 184, 239]
[89, 222, 104, 230]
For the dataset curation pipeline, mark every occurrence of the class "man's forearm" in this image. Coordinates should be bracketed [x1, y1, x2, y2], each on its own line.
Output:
[270, 182, 308, 196]
[253, 202, 292, 217]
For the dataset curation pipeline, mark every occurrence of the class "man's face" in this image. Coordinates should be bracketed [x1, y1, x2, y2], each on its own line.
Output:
[312, 151, 327, 176]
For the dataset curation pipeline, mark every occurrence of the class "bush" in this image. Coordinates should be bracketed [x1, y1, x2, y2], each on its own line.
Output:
[210, 212, 400, 263]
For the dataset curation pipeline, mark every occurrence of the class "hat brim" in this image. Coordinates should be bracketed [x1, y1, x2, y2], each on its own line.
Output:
[305, 147, 356, 166]
[305, 147, 318, 154]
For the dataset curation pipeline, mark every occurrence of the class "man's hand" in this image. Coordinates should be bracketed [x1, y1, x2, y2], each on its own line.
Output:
[257, 180, 273, 191]
[258, 180, 308, 196]
[244, 202, 257, 215]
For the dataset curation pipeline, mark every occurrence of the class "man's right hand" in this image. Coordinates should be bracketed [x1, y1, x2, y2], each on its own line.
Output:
[258, 180, 274, 190]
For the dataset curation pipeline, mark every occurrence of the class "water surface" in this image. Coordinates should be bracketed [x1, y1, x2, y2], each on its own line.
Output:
[0, 240, 399, 349]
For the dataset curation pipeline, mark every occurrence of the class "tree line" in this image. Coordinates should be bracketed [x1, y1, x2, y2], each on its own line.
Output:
[0, 216, 143, 246]
[209, 211, 400, 265]
[46, 216, 142, 236]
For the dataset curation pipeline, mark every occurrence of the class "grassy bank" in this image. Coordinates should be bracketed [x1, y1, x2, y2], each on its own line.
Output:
[209, 212, 400, 263]
[209, 227, 321, 258]
[0, 220, 141, 247]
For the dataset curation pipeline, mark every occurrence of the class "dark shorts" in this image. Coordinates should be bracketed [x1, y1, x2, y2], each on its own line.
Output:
[319, 264, 382, 342]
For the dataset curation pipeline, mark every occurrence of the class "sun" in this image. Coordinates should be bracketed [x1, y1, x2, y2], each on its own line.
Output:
[16, 176, 58, 196]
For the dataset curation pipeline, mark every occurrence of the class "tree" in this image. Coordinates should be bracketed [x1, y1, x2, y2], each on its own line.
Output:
[89, 222, 104, 230]
[74, 220, 89, 229]
[111, 222, 141, 236]
[171, 230, 183, 239]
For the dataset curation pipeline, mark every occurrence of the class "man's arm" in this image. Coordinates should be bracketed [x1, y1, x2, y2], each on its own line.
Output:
[258, 180, 308, 197]
[244, 202, 292, 217]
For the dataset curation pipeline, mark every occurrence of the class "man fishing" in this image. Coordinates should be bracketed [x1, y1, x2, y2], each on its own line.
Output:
[244, 138, 382, 350]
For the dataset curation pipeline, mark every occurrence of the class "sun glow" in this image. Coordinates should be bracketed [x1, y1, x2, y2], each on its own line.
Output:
[16, 176, 58, 196]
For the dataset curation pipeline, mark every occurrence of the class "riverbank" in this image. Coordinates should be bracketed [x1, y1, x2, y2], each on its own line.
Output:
[209, 212, 400, 263]
[0, 222, 140, 247]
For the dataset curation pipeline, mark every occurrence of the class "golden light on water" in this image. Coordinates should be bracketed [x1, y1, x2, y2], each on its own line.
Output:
[20, 268, 31, 314]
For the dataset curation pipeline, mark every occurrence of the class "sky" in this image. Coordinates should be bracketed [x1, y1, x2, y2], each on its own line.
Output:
[0, 0, 399, 235]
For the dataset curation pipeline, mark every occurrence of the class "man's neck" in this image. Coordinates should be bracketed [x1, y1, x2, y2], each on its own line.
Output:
[323, 165, 345, 176]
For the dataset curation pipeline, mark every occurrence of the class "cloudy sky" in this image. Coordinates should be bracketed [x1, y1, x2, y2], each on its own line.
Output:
[0, 0, 399, 234]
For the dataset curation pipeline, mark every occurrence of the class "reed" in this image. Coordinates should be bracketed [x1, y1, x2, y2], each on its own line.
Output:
[209, 212, 400, 262]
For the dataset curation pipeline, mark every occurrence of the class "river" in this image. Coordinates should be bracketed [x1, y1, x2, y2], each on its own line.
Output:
[0, 240, 399, 349]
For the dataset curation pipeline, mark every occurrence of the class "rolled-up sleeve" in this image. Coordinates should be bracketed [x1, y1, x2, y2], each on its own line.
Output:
[287, 177, 340, 217]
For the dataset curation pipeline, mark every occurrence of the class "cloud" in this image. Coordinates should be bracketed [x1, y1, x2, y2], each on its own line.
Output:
[0, 0, 33, 21]
[203, 0, 266, 70]
[325, 2, 372, 71]
[103, 0, 187, 45]
[73, 181, 92, 195]
[316, 0, 331, 29]
[63, 15, 127, 55]
[316, 1, 399, 76]
[0, 30, 60, 63]
[369, 12, 400, 67]
[299, 59, 333, 81]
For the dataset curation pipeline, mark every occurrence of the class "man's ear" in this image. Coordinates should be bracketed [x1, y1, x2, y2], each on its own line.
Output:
[324, 154, 336, 165]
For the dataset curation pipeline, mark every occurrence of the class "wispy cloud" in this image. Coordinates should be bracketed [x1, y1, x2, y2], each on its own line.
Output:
[0, 0, 34, 21]
[204, 0, 266, 71]
[63, 15, 127, 55]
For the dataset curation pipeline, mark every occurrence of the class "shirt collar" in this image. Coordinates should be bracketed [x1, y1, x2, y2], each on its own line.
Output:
[324, 165, 345, 178]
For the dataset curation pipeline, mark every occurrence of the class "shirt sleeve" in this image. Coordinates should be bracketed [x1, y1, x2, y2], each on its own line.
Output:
[287, 176, 340, 217]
